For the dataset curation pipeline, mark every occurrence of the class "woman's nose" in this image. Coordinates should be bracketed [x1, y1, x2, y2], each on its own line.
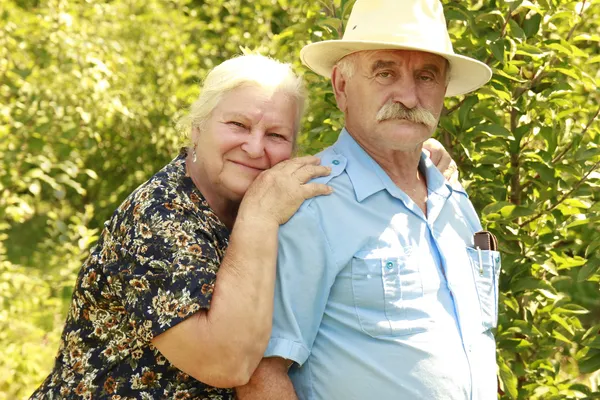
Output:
[241, 132, 266, 158]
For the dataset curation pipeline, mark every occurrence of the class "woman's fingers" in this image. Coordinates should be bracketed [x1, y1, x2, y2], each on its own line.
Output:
[273, 155, 321, 172]
[292, 164, 331, 184]
[242, 155, 333, 226]
[301, 183, 333, 198]
[444, 160, 460, 186]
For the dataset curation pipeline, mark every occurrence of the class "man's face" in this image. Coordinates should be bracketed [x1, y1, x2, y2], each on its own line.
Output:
[335, 49, 448, 153]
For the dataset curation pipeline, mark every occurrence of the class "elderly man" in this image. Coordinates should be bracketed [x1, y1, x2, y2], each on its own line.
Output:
[237, 0, 501, 399]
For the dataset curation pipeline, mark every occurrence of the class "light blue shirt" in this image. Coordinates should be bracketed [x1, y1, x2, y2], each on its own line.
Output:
[266, 129, 501, 400]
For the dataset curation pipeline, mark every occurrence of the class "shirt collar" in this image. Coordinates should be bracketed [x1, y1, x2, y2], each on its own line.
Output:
[332, 129, 387, 202]
[421, 154, 452, 199]
[331, 128, 461, 202]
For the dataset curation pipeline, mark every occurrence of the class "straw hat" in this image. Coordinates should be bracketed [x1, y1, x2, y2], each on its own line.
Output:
[300, 0, 492, 97]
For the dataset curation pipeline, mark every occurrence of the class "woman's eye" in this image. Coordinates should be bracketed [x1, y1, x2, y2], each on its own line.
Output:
[229, 121, 246, 128]
[267, 133, 287, 140]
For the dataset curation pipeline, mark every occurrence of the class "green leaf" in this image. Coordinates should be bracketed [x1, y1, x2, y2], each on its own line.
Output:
[579, 352, 600, 374]
[552, 330, 572, 344]
[551, 314, 574, 335]
[511, 277, 554, 294]
[498, 356, 518, 399]
[459, 96, 479, 129]
[553, 67, 581, 80]
[586, 242, 600, 258]
[523, 13, 542, 38]
[585, 335, 600, 350]
[547, 42, 573, 57]
[494, 68, 528, 83]
[499, 204, 536, 219]
[508, 19, 526, 40]
[577, 260, 600, 282]
[568, 383, 591, 396]
[490, 38, 505, 62]
[316, 17, 342, 34]
[474, 124, 512, 138]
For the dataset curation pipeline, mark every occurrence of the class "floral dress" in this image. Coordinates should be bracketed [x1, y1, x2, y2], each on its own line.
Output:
[31, 150, 234, 399]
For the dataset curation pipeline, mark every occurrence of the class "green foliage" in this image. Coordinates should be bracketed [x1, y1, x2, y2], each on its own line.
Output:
[1, 0, 599, 398]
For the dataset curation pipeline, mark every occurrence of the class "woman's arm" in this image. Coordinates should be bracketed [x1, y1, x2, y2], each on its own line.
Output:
[151, 156, 331, 388]
[236, 357, 297, 400]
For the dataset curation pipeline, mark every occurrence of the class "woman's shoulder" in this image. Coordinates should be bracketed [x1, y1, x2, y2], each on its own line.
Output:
[112, 153, 196, 218]
[103, 152, 227, 245]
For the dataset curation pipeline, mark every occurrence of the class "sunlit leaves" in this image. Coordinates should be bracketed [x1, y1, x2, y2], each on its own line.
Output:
[1, 0, 599, 398]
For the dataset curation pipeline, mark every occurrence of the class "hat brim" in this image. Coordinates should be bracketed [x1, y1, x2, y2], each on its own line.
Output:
[300, 40, 492, 97]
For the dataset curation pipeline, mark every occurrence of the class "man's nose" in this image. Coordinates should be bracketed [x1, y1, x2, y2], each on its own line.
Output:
[241, 131, 266, 158]
[391, 76, 419, 110]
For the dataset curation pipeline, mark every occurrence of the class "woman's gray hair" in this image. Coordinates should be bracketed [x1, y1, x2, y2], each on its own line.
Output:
[178, 54, 306, 148]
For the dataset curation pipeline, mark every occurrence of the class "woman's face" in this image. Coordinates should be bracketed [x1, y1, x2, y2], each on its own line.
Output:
[193, 85, 297, 203]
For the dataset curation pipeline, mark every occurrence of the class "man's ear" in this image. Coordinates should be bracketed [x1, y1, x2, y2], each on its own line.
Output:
[331, 66, 348, 113]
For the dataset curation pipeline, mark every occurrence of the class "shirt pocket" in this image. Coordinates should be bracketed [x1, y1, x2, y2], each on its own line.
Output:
[465, 247, 501, 331]
[351, 250, 426, 338]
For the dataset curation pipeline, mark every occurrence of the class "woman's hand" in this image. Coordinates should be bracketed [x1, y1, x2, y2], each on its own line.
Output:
[241, 155, 332, 226]
[422, 138, 459, 186]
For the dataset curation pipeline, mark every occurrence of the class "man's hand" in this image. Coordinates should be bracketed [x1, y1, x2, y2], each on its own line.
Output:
[423, 138, 459, 186]
[236, 357, 298, 400]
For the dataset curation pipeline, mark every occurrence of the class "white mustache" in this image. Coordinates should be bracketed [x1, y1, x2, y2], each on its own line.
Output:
[376, 102, 437, 128]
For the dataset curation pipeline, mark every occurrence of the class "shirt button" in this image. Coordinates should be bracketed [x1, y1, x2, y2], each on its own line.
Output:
[332, 159, 340, 165]
[386, 261, 394, 270]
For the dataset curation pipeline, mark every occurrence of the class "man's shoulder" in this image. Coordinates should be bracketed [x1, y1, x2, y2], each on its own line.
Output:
[295, 147, 354, 215]
[311, 146, 348, 183]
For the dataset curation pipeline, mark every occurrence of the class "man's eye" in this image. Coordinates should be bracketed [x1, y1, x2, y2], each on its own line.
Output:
[377, 71, 393, 78]
[419, 74, 435, 82]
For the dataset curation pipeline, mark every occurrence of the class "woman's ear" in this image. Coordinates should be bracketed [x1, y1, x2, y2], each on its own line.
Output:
[191, 126, 201, 145]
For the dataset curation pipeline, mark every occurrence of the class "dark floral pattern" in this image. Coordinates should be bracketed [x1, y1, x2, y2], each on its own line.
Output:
[31, 150, 234, 399]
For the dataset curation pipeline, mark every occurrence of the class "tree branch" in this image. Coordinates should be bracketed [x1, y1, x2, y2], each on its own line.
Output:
[519, 158, 600, 227]
[552, 103, 600, 165]
[509, 108, 521, 205]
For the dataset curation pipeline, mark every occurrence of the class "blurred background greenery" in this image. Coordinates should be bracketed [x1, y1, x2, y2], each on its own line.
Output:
[1, 0, 599, 398]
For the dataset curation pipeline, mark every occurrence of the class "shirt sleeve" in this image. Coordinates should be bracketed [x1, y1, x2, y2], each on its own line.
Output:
[104, 198, 223, 341]
[265, 204, 337, 366]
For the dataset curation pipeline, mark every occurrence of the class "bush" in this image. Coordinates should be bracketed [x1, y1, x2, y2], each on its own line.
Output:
[1, 0, 598, 398]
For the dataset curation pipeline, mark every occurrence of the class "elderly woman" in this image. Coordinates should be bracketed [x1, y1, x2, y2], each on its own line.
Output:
[32, 54, 455, 399]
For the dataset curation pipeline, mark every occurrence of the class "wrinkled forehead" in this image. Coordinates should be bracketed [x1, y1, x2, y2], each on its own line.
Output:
[356, 49, 448, 72]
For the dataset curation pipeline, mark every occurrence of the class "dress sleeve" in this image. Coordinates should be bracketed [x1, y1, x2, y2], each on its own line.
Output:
[265, 205, 337, 366]
[104, 197, 223, 340]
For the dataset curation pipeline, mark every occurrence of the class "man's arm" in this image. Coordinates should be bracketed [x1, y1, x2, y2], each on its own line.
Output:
[237, 194, 337, 397]
[236, 357, 297, 400]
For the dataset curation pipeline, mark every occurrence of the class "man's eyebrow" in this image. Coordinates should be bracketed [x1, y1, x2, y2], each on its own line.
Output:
[420, 63, 443, 74]
[370, 60, 397, 72]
